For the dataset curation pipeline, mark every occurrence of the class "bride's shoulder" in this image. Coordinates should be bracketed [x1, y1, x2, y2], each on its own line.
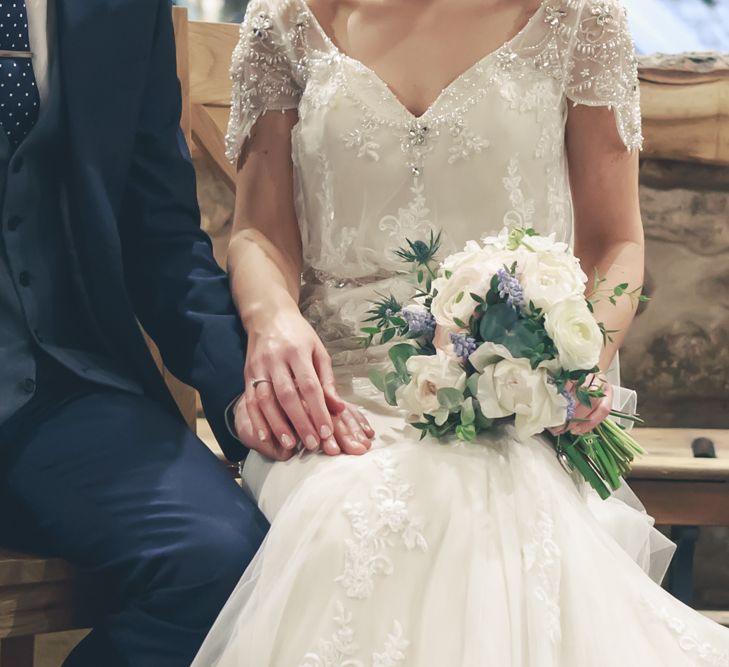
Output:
[241, 0, 307, 25]
[559, 0, 633, 35]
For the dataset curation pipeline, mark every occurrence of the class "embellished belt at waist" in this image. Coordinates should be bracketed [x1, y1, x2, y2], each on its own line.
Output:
[304, 268, 399, 289]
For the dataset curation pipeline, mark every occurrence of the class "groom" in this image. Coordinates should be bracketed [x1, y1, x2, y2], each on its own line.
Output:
[0, 1, 266, 665]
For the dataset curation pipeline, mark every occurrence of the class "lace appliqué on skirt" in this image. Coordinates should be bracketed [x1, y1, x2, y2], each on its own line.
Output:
[300, 452, 425, 666]
[644, 600, 729, 666]
[337, 452, 428, 599]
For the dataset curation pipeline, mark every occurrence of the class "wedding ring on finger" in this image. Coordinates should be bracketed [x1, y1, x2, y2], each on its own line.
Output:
[251, 378, 273, 389]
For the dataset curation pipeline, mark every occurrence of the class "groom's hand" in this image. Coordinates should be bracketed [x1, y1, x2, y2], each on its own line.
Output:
[232, 395, 296, 461]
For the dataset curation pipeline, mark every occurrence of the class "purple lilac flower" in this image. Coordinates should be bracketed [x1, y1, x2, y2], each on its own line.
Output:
[561, 389, 577, 421]
[496, 267, 525, 308]
[450, 332, 479, 362]
[401, 306, 436, 338]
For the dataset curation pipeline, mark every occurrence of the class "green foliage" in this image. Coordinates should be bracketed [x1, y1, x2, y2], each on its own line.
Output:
[389, 343, 420, 382]
[479, 303, 519, 342]
[393, 230, 442, 292]
[437, 387, 465, 411]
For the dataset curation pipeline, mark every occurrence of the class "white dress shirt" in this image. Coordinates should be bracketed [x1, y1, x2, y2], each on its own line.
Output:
[25, 0, 50, 103]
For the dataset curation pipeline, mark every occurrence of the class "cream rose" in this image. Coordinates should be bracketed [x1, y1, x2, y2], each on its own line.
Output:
[518, 250, 588, 313]
[432, 246, 525, 329]
[430, 267, 489, 330]
[396, 351, 467, 422]
[475, 356, 568, 439]
[543, 298, 603, 371]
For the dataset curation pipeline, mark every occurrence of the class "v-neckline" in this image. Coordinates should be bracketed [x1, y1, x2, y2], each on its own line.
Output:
[299, 0, 547, 121]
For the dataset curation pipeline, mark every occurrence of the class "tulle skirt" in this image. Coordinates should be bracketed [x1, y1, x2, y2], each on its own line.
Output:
[193, 369, 729, 667]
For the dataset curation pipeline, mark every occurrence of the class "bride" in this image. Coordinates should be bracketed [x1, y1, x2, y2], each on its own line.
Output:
[194, 0, 729, 664]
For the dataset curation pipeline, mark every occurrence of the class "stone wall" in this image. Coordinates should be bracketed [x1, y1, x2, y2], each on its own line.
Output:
[622, 159, 729, 428]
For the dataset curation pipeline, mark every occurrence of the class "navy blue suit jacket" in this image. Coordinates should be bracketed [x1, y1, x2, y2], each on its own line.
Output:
[57, 0, 246, 460]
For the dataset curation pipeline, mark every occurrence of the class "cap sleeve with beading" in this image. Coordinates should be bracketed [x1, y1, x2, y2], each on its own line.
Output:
[225, 0, 303, 163]
[564, 0, 642, 151]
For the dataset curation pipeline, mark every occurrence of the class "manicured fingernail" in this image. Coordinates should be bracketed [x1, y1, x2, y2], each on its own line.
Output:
[258, 429, 267, 442]
[356, 432, 368, 443]
[281, 434, 294, 449]
[305, 435, 319, 450]
[320, 425, 333, 439]
[325, 438, 340, 454]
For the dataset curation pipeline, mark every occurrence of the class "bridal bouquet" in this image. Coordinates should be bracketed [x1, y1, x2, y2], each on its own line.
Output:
[361, 227, 646, 499]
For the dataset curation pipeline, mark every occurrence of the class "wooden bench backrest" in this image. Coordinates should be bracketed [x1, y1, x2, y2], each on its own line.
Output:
[184, 12, 239, 190]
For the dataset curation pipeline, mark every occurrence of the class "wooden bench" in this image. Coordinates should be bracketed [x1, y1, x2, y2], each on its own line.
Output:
[2, 10, 728, 667]
[629, 428, 729, 527]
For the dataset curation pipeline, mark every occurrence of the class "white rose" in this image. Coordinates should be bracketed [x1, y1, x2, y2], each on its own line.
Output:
[544, 298, 603, 371]
[518, 231, 569, 255]
[396, 351, 467, 423]
[480, 227, 510, 250]
[439, 240, 488, 275]
[431, 266, 489, 330]
[475, 356, 568, 439]
[432, 246, 526, 329]
[517, 249, 587, 313]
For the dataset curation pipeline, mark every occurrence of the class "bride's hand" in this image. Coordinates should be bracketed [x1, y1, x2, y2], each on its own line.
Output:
[244, 311, 374, 454]
[244, 313, 342, 452]
[550, 375, 613, 437]
[234, 395, 374, 459]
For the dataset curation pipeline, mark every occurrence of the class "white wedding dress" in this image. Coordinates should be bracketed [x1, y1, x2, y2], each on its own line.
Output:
[193, 0, 729, 664]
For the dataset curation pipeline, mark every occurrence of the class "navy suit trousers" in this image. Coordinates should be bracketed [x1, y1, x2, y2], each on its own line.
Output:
[0, 372, 266, 666]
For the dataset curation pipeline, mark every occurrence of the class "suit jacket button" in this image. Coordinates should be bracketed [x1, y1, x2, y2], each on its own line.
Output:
[18, 271, 31, 287]
[7, 215, 23, 231]
[21, 378, 36, 394]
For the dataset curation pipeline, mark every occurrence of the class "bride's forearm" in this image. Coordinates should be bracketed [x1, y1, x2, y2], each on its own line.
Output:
[228, 228, 303, 335]
[577, 238, 644, 374]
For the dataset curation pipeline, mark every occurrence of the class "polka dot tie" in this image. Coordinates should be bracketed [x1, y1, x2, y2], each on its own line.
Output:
[0, 0, 40, 149]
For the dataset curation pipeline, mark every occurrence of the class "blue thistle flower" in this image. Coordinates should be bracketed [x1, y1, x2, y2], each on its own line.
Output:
[449, 332, 479, 362]
[496, 268, 525, 308]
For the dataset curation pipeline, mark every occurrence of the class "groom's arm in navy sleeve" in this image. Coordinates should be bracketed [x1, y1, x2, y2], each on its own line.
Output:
[120, 0, 246, 461]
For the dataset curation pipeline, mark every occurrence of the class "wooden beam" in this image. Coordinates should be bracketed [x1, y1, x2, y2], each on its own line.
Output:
[639, 53, 729, 166]
[629, 480, 729, 526]
[188, 21, 239, 107]
[191, 103, 236, 192]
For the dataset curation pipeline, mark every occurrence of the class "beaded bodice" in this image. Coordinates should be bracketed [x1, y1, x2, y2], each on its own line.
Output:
[227, 0, 641, 362]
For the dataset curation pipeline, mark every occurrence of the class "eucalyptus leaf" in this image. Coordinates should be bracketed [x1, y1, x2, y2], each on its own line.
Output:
[456, 423, 477, 442]
[384, 371, 403, 406]
[437, 387, 464, 411]
[368, 369, 387, 392]
[388, 343, 420, 382]
[466, 372, 481, 397]
[460, 397, 476, 426]
[501, 320, 543, 361]
[479, 303, 519, 343]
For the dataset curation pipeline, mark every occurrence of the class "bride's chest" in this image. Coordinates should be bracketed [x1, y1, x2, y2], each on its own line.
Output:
[294, 52, 568, 172]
